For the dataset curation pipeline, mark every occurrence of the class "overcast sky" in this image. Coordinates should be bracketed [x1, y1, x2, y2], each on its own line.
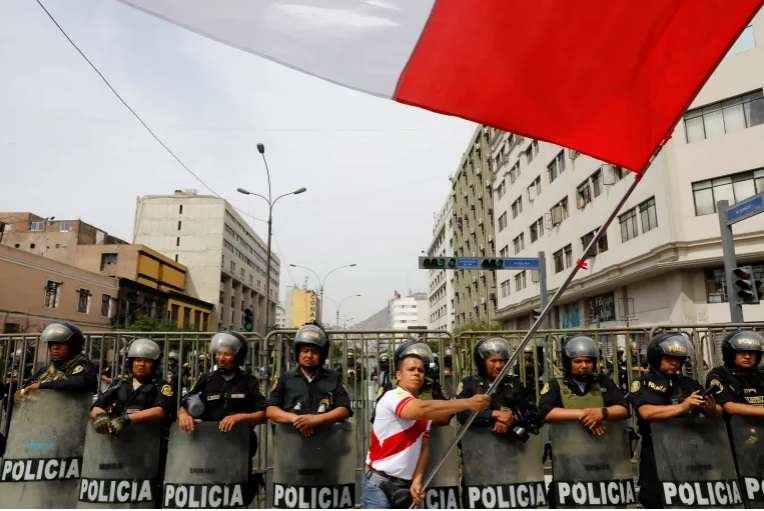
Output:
[1, 0, 475, 325]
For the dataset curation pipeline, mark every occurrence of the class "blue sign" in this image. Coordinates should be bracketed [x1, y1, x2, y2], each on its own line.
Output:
[501, 258, 540, 269]
[456, 257, 480, 269]
[727, 193, 764, 225]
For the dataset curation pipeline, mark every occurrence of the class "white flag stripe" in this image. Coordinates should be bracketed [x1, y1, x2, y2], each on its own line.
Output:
[119, 0, 435, 97]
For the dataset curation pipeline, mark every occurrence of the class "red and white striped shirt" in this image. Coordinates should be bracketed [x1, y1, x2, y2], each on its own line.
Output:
[366, 387, 431, 480]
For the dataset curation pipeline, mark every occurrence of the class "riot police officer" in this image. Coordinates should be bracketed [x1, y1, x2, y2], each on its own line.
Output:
[540, 336, 629, 436]
[705, 330, 764, 416]
[16, 321, 97, 399]
[90, 338, 175, 436]
[266, 323, 351, 437]
[164, 349, 179, 385]
[456, 335, 540, 437]
[177, 332, 266, 432]
[627, 332, 721, 508]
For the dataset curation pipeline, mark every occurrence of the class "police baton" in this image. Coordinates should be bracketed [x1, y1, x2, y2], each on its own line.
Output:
[415, 168, 649, 505]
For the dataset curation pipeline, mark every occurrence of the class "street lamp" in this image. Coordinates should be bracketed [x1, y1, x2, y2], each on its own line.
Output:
[324, 294, 362, 328]
[237, 143, 306, 333]
[288, 263, 357, 324]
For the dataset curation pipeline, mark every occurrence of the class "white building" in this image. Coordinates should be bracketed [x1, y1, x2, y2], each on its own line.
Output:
[133, 190, 280, 333]
[427, 196, 455, 331]
[389, 292, 429, 330]
[491, 14, 764, 330]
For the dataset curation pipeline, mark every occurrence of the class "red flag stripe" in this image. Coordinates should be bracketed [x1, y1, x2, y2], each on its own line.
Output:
[368, 419, 429, 463]
[394, 396, 415, 417]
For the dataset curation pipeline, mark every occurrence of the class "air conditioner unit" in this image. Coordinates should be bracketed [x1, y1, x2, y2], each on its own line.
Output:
[568, 149, 579, 160]
[602, 164, 617, 185]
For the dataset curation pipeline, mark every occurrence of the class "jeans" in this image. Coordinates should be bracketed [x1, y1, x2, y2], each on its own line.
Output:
[361, 471, 392, 508]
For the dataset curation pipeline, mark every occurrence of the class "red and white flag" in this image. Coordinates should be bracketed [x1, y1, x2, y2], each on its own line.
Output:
[120, 0, 762, 173]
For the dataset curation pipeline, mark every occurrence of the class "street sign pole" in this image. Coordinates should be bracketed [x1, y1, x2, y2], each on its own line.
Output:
[538, 250, 548, 328]
[718, 200, 743, 323]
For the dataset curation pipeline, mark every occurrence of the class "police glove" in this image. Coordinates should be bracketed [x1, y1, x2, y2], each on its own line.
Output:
[92, 413, 112, 435]
[108, 413, 131, 437]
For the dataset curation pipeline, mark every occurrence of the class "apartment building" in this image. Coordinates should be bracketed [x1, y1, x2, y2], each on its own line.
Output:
[426, 196, 455, 331]
[133, 190, 280, 333]
[389, 292, 429, 330]
[287, 287, 319, 328]
[491, 14, 764, 330]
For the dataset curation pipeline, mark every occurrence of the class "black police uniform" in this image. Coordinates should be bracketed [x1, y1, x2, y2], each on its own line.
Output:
[27, 353, 98, 392]
[185, 368, 265, 421]
[456, 374, 538, 429]
[266, 367, 351, 415]
[706, 366, 764, 409]
[627, 370, 703, 508]
[94, 375, 176, 418]
[538, 374, 627, 418]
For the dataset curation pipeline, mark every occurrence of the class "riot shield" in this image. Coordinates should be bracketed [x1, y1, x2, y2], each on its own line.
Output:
[162, 422, 251, 508]
[461, 426, 546, 509]
[549, 420, 636, 508]
[77, 422, 162, 508]
[0, 391, 91, 508]
[423, 423, 461, 509]
[726, 416, 764, 508]
[268, 422, 356, 509]
[652, 414, 743, 508]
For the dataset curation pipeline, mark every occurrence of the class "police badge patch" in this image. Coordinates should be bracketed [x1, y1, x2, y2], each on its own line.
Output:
[161, 384, 174, 397]
[72, 365, 84, 375]
[709, 379, 723, 393]
[455, 382, 463, 396]
[540, 383, 550, 395]
[630, 380, 640, 393]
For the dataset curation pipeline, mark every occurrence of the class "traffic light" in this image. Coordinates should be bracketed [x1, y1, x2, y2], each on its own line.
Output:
[733, 266, 759, 304]
[419, 257, 457, 269]
[243, 308, 254, 331]
[480, 258, 504, 270]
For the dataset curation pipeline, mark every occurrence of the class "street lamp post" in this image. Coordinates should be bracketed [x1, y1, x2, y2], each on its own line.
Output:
[324, 294, 362, 328]
[237, 143, 306, 334]
[288, 263, 357, 324]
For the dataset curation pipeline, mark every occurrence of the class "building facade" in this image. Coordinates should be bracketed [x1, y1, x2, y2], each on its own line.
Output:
[491, 14, 764, 329]
[287, 287, 319, 328]
[133, 190, 280, 333]
[426, 195, 455, 331]
[389, 292, 429, 330]
[0, 245, 118, 333]
[450, 127, 497, 328]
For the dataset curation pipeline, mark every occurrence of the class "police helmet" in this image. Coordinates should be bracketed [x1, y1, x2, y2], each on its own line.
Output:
[40, 321, 84, 354]
[168, 350, 179, 361]
[721, 330, 763, 368]
[647, 332, 692, 370]
[293, 323, 329, 363]
[209, 331, 249, 366]
[126, 338, 161, 361]
[473, 336, 511, 377]
[394, 339, 434, 370]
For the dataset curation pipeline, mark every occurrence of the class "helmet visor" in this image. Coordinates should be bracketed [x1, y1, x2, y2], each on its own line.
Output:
[399, 343, 434, 366]
[658, 335, 692, 358]
[41, 323, 73, 344]
[477, 338, 510, 360]
[728, 332, 764, 352]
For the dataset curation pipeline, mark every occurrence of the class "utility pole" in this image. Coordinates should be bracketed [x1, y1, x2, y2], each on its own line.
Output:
[717, 200, 743, 323]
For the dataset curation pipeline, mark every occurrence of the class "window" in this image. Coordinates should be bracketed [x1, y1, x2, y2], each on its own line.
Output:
[639, 197, 658, 233]
[177, 221, 182, 231]
[619, 208, 638, 242]
[550, 197, 569, 226]
[514, 271, 527, 291]
[702, 265, 764, 304]
[58, 221, 70, 232]
[513, 233, 525, 254]
[511, 196, 523, 218]
[524, 141, 538, 164]
[171, 304, 180, 323]
[179, 204, 183, 214]
[500, 279, 511, 298]
[727, 25, 755, 56]
[547, 151, 566, 183]
[581, 227, 609, 257]
[77, 289, 91, 314]
[174, 254, 179, 262]
[499, 245, 509, 257]
[684, 90, 764, 143]
[553, 248, 564, 273]
[553, 245, 573, 273]
[29, 221, 44, 232]
[101, 295, 111, 317]
[44, 281, 61, 308]
[692, 168, 764, 215]
[99, 253, 118, 271]
[591, 169, 603, 198]
[576, 179, 592, 209]
[498, 212, 508, 231]
[527, 175, 541, 200]
[508, 162, 520, 183]
[564, 244, 573, 269]
[529, 217, 544, 242]
[495, 179, 506, 199]
[183, 307, 191, 329]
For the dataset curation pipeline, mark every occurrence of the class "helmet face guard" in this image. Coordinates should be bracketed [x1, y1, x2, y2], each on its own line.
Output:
[562, 336, 597, 375]
[722, 330, 763, 368]
[394, 340, 434, 370]
[209, 332, 248, 366]
[127, 338, 161, 361]
[41, 322, 84, 355]
[293, 324, 329, 364]
[648, 332, 692, 370]
[474, 336, 510, 377]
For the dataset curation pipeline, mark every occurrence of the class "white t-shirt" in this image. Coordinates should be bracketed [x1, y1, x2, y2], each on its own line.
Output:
[366, 386, 431, 480]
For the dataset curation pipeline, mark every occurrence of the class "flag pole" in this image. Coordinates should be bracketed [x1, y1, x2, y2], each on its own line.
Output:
[417, 157, 655, 500]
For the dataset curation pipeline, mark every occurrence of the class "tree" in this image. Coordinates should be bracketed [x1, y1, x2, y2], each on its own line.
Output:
[124, 314, 181, 332]
[453, 320, 503, 337]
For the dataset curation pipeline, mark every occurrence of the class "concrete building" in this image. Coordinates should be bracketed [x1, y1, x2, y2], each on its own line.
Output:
[133, 190, 280, 333]
[426, 196, 455, 331]
[450, 127, 497, 328]
[287, 287, 319, 328]
[0, 245, 118, 333]
[76, 244, 213, 330]
[389, 291, 429, 330]
[491, 13, 764, 330]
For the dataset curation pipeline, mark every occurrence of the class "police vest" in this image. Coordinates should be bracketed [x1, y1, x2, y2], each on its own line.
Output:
[557, 378, 605, 408]
[33, 354, 89, 384]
